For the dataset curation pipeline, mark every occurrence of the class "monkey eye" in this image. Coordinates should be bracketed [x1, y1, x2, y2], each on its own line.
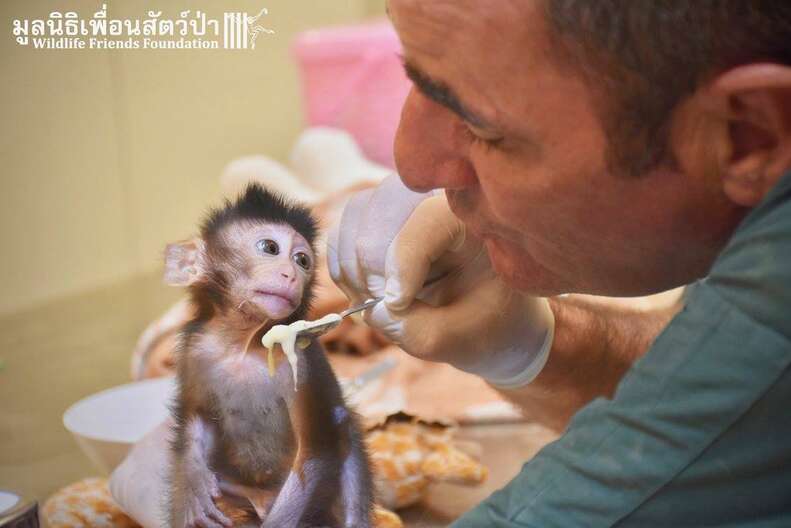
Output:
[293, 252, 312, 271]
[256, 239, 279, 256]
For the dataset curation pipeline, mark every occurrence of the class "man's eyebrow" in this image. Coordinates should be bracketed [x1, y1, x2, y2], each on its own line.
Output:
[402, 60, 492, 129]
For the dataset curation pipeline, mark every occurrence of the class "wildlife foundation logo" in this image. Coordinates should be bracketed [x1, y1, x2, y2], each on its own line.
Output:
[11, 4, 274, 50]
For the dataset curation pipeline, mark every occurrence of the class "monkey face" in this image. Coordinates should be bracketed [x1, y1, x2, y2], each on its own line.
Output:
[165, 220, 315, 323]
[222, 221, 315, 321]
[165, 185, 319, 328]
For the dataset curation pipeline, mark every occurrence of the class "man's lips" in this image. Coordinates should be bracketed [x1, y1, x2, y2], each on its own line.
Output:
[446, 190, 523, 246]
[448, 198, 515, 241]
[452, 209, 496, 241]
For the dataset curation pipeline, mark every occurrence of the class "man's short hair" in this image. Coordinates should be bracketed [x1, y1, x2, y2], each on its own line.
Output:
[545, 1, 791, 176]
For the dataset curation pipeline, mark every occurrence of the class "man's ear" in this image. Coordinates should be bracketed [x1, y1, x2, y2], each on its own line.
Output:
[164, 238, 206, 286]
[712, 63, 791, 206]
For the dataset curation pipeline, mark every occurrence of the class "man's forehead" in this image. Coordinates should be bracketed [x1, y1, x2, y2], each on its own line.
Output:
[387, 0, 511, 62]
[387, 0, 540, 49]
[388, 0, 550, 128]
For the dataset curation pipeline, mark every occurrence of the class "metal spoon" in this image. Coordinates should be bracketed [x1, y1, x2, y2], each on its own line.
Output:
[297, 297, 383, 338]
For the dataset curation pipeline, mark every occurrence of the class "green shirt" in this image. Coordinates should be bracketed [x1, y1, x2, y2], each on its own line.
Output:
[453, 171, 791, 527]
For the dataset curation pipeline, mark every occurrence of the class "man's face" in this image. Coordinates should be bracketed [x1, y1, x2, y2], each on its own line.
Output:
[390, 0, 741, 296]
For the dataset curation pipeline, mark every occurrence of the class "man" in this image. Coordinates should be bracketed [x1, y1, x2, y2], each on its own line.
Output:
[328, 0, 791, 526]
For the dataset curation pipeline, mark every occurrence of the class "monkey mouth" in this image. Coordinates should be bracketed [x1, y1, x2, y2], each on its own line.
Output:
[252, 290, 297, 313]
[253, 289, 296, 304]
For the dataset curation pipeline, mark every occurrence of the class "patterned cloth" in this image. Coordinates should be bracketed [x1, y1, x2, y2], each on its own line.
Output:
[366, 414, 488, 509]
[43, 478, 137, 528]
[45, 477, 403, 528]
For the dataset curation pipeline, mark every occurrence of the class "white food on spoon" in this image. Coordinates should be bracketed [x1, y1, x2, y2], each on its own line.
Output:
[261, 313, 342, 389]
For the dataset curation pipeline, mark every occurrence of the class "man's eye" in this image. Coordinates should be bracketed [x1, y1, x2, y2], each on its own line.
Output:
[465, 123, 504, 149]
[293, 252, 311, 270]
[256, 239, 279, 255]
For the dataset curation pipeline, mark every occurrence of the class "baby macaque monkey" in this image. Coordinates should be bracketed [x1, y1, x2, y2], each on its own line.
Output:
[164, 185, 373, 528]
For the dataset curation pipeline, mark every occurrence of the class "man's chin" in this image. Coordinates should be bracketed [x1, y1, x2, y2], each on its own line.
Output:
[484, 237, 564, 296]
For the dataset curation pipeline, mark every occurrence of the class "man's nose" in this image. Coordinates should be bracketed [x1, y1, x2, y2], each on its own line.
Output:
[394, 88, 477, 192]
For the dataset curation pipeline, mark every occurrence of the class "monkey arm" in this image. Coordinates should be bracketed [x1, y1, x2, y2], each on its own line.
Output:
[263, 409, 373, 528]
[170, 416, 231, 528]
[260, 389, 329, 528]
[260, 458, 324, 528]
[264, 341, 374, 528]
[339, 414, 375, 528]
[261, 342, 333, 528]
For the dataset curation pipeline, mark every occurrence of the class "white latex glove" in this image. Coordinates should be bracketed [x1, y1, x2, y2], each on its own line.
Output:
[109, 420, 171, 528]
[327, 175, 555, 389]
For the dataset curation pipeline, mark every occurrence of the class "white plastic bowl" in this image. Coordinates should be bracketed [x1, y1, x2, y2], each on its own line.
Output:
[63, 376, 176, 474]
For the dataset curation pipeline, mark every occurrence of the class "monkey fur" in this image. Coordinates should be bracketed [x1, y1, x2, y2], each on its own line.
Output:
[164, 185, 374, 528]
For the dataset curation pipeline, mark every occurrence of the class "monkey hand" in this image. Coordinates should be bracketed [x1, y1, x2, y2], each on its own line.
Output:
[181, 466, 231, 528]
[327, 176, 555, 389]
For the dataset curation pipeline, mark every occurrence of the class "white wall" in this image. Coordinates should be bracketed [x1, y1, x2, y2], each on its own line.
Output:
[0, 0, 382, 316]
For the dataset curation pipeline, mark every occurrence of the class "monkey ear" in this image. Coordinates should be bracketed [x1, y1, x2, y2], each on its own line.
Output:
[164, 238, 206, 286]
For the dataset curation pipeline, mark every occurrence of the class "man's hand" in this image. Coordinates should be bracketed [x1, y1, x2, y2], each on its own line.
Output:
[327, 176, 554, 388]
